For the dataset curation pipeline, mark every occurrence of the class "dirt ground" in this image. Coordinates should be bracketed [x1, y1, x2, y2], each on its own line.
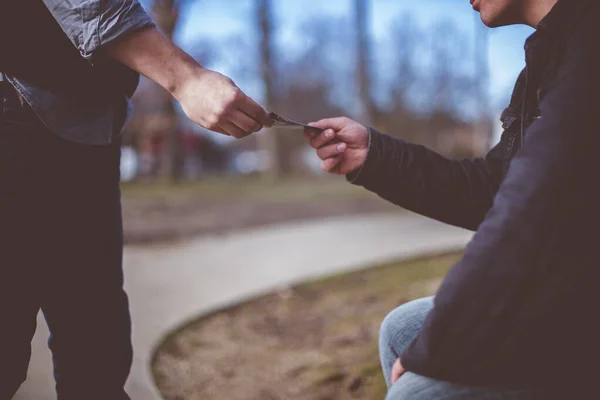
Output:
[122, 177, 396, 244]
[152, 253, 461, 400]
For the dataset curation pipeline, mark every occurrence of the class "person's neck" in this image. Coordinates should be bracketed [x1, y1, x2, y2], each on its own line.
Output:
[522, 0, 559, 28]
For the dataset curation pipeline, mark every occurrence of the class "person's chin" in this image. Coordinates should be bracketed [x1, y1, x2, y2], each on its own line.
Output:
[480, 10, 517, 28]
[480, 15, 502, 28]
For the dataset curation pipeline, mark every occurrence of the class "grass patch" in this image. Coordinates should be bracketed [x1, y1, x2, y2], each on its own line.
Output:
[153, 252, 461, 400]
[121, 176, 399, 244]
[121, 176, 372, 203]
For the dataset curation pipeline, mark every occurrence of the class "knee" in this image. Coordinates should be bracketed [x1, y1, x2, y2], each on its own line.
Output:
[379, 297, 434, 353]
[385, 372, 447, 400]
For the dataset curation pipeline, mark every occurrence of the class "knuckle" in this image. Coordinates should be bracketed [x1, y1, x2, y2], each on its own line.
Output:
[225, 77, 236, 87]
[222, 100, 235, 113]
[230, 88, 243, 103]
[214, 105, 227, 117]
[207, 116, 220, 130]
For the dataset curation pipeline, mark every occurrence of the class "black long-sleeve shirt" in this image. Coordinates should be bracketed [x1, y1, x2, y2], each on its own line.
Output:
[350, 0, 600, 396]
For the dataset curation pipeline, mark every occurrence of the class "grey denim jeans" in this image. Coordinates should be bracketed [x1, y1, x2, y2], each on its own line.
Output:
[379, 297, 533, 400]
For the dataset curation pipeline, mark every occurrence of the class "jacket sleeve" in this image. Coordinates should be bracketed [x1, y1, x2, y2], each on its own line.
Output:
[41, 0, 155, 61]
[348, 130, 505, 231]
[399, 17, 600, 385]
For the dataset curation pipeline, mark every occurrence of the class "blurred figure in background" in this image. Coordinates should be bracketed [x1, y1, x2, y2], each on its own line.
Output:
[0, 1, 270, 399]
[307, 0, 600, 398]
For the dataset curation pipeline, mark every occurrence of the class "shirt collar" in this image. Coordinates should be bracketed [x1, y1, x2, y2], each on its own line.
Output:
[537, 0, 571, 35]
[525, 0, 586, 50]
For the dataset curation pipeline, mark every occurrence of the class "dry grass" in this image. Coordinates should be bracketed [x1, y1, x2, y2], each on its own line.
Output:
[121, 177, 397, 244]
[153, 253, 461, 400]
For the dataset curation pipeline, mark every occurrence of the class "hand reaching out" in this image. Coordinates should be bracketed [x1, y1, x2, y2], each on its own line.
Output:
[173, 69, 272, 138]
[304, 117, 369, 175]
[106, 27, 272, 138]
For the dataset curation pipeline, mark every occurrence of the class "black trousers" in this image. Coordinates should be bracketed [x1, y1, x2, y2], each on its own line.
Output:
[0, 83, 132, 399]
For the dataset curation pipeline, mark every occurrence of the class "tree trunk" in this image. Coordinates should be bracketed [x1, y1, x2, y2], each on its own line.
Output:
[355, 0, 374, 125]
[257, 0, 280, 180]
[152, 0, 185, 182]
[474, 14, 494, 150]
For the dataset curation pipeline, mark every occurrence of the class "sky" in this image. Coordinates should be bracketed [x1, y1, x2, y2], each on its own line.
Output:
[141, 0, 534, 140]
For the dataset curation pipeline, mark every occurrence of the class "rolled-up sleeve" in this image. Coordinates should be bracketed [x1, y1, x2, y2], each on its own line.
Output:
[42, 0, 155, 60]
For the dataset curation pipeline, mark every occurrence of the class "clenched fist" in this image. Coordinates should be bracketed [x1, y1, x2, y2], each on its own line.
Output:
[173, 69, 272, 138]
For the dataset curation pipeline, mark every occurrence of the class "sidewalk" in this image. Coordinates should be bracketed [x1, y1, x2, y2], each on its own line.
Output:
[14, 213, 472, 400]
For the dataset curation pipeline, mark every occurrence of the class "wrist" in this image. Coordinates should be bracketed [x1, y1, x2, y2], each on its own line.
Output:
[346, 130, 372, 182]
[167, 57, 205, 100]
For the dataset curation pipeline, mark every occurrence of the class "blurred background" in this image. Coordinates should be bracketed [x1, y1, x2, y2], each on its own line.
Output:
[132, 2, 534, 400]
[120, 0, 533, 244]
[126, 0, 533, 183]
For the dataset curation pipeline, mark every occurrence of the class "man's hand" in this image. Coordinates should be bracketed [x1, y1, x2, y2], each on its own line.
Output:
[304, 117, 369, 175]
[171, 68, 272, 138]
[391, 358, 407, 385]
[105, 27, 271, 138]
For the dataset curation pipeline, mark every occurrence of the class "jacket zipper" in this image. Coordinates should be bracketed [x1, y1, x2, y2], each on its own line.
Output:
[503, 131, 517, 176]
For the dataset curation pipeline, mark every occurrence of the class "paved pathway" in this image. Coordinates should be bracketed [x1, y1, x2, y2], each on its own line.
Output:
[14, 213, 472, 400]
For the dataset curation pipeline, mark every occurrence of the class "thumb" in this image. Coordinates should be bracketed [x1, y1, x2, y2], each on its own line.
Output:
[308, 117, 349, 131]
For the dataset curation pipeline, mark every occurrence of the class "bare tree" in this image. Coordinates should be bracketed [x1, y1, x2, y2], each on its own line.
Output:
[256, 0, 280, 179]
[381, 13, 419, 138]
[151, 0, 185, 181]
[473, 14, 494, 149]
[271, 16, 351, 174]
[355, 0, 374, 125]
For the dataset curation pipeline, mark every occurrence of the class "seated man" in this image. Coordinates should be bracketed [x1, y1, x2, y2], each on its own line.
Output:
[305, 0, 600, 398]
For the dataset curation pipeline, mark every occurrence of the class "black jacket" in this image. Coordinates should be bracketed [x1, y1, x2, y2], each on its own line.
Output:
[349, 0, 600, 396]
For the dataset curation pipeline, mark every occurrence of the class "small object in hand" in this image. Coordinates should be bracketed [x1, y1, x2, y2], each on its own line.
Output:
[269, 112, 324, 134]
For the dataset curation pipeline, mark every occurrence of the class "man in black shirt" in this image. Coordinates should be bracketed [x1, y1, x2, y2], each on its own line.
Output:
[307, 0, 599, 398]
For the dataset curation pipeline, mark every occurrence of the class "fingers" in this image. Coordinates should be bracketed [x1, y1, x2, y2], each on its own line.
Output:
[230, 109, 263, 134]
[304, 127, 318, 140]
[317, 142, 346, 160]
[304, 126, 325, 140]
[217, 120, 247, 139]
[308, 117, 351, 131]
[321, 156, 342, 174]
[237, 93, 273, 127]
[309, 129, 337, 149]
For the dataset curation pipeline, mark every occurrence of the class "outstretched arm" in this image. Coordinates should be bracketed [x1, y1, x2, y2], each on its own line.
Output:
[306, 118, 505, 231]
[42, 0, 271, 137]
[104, 27, 271, 137]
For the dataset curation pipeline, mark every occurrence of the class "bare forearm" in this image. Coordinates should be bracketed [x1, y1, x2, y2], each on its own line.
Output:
[103, 26, 271, 138]
[104, 27, 199, 97]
